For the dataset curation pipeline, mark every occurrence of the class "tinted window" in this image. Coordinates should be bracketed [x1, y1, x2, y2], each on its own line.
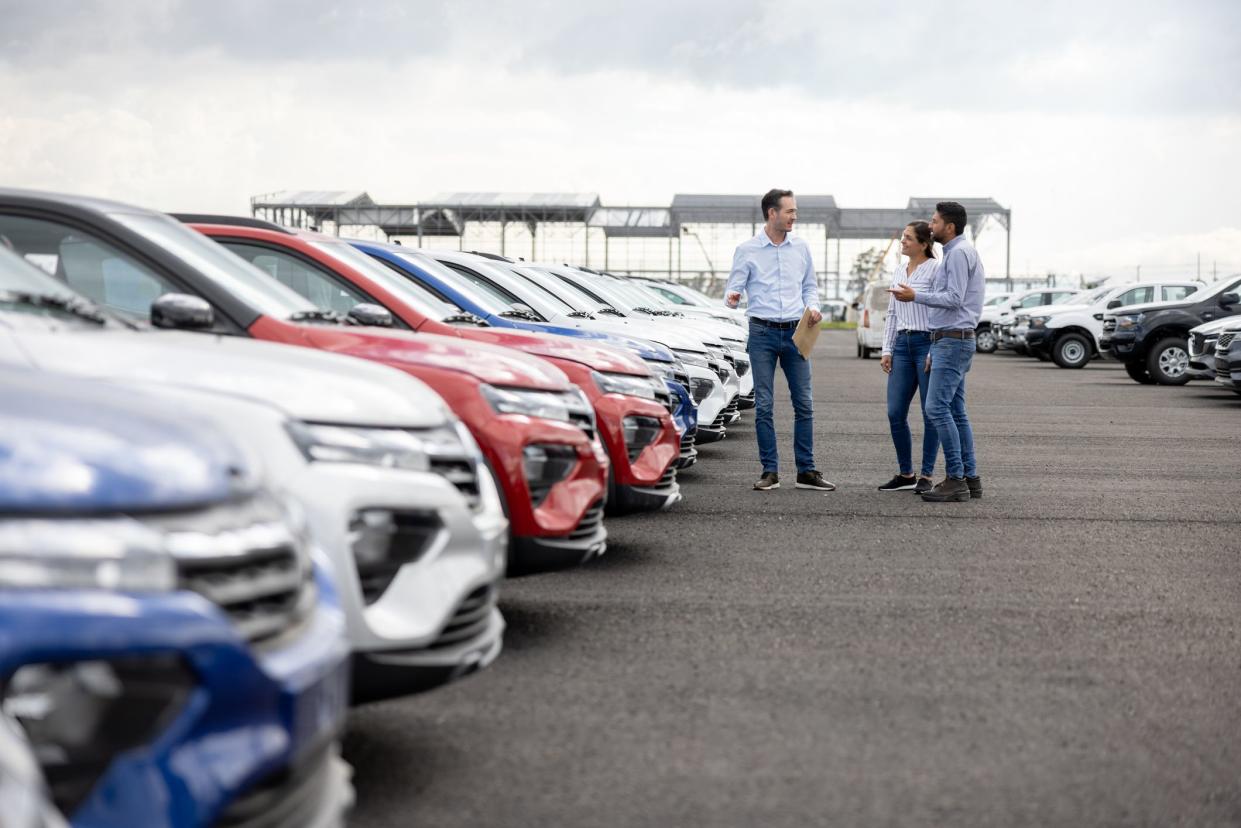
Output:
[1116, 286, 1153, 306]
[222, 242, 369, 315]
[1162, 285, 1195, 302]
[0, 213, 177, 320]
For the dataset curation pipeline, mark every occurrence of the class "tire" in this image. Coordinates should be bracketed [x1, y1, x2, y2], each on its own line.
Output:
[975, 327, 997, 353]
[856, 341, 862, 358]
[1124, 359, 1156, 384]
[1146, 336, 1191, 385]
[1052, 333, 1091, 369]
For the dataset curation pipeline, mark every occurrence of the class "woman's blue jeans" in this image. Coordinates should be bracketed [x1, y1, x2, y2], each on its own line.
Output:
[886, 330, 938, 478]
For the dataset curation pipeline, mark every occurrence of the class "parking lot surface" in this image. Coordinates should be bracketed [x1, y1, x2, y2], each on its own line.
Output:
[344, 331, 1241, 827]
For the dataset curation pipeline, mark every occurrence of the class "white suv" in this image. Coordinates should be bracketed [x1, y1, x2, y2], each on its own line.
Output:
[1025, 281, 1202, 368]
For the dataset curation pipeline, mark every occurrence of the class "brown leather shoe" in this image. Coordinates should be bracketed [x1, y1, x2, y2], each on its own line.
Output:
[754, 472, 779, 491]
[920, 477, 971, 502]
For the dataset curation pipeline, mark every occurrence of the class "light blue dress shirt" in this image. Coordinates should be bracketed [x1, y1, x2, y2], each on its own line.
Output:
[912, 236, 986, 330]
[725, 230, 818, 322]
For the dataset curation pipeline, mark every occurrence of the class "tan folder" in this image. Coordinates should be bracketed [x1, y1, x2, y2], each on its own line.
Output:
[792, 308, 820, 358]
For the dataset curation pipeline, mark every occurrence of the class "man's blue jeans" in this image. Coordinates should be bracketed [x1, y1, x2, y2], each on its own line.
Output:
[925, 336, 978, 479]
[747, 318, 814, 474]
[886, 331, 938, 478]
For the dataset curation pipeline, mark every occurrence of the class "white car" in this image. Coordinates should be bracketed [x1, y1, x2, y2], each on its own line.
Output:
[991, 288, 1081, 352]
[973, 292, 1014, 352]
[1187, 315, 1240, 379]
[1025, 281, 1203, 368]
[854, 281, 889, 359]
[632, 277, 748, 326]
[0, 273, 508, 704]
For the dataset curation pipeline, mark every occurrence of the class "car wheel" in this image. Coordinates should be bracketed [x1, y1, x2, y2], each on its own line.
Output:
[1124, 360, 1156, 384]
[1147, 336, 1191, 385]
[975, 327, 997, 353]
[1053, 333, 1091, 369]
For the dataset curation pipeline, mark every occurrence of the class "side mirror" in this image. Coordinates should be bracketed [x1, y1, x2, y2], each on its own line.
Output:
[1220, 292, 1239, 307]
[151, 293, 213, 330]
[347, 303, 394, 327]
[1106, 299, 1122, 309]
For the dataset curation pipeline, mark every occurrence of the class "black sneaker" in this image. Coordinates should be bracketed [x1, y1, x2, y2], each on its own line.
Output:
[795, 471, 836, 491]
[914, 477, 934, 494]
[920, 477, 971, 502]
[878, 474, 917, 492]
[754, 472, 779, 491]
[966, 475, 983, 499]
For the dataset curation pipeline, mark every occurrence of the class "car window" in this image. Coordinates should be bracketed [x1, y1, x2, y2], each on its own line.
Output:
[0, 213, 177, 320]
[1116, 286, 1153, 306]
[1049, 292, 1076, 304]
[648, 284, 689, 304]
[441, 261, 547, 320]
[1019, 294, 1045, 308]
[222, 242, 369, 315]
[1162, 285, 1195, 301]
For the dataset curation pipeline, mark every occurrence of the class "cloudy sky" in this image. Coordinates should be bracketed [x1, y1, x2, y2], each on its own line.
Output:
[2, 0, 1238, 281]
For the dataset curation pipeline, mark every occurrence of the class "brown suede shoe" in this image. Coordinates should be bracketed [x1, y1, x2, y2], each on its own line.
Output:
[754, 472, 779, 491]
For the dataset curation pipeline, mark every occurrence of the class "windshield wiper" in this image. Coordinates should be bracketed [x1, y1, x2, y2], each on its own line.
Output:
[0, 290, 108, 325]
[566, 310, 596, 319]
[443, 312, 489, 326]
[595, 307, 625, 317]
[289, 309, 344, 325]
[499, 309, 540, 321]
[634, 306, 676, 317]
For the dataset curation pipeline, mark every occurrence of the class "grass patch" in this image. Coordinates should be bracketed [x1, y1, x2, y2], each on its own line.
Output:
[820, 321, 857, 330]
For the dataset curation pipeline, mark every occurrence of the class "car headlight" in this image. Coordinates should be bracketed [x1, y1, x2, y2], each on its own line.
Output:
[689, 376, 716, 403]
[673, 349, 710, 368]
[287, 421, 476, 471]
[592, 371, 660, 401]
[1115, 314, 1143, 330]
[0, 519, 174, 592]
[479, 384, 571, 421]
[1029, 316, 1049, 328]
[643, 359, 676, 381]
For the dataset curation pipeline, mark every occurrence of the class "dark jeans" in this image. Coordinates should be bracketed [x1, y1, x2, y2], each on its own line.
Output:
[886, 331, 938, 478]
[747, 318, 815, 474]
[925, 337, 978, 479]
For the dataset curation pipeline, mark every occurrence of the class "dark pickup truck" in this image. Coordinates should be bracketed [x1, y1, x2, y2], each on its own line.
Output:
[1100, 275, 1241, 385]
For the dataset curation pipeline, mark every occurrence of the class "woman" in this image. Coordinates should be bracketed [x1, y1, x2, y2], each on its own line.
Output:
[877, 221, 940, 493]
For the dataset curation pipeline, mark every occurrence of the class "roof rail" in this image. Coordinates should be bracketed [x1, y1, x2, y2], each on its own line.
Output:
[467, 250, 515, 263]
[172, 214, 293, 234]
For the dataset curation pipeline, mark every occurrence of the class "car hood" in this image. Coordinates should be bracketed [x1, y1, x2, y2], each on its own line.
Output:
[1027, 302, 1091, 317]
[1108, 299, 1193, 316]
[0, 327, 451, 428]
[299, 325, 571, 390]
[459, 327, 650, 375]
[534, 326, 675, 362]
[0, 364, 252, 513]
[567, 316, 713, 353]
[1189, 316, 1241, 335]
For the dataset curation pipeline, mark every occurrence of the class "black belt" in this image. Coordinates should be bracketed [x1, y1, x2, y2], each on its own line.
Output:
[749, 317, 799, 330]
[897, 329, 930, 336]
[930, 329, 976, 341]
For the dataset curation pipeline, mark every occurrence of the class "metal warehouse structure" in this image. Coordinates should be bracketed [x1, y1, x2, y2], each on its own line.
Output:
[251, 191, 1012, 296]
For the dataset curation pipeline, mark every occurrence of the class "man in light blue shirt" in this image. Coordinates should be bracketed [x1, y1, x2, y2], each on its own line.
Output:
[725, 189, 833, 493]
[890, 200, 985, 503]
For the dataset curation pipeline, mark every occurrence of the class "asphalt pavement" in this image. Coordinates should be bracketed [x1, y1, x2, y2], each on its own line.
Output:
[344, 331, 1241, 827]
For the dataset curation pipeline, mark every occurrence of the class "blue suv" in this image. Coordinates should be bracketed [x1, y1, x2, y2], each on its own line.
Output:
[0, 367, 353, 827]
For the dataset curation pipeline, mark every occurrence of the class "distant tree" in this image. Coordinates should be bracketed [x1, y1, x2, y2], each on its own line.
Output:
[848, 246, 886, 295]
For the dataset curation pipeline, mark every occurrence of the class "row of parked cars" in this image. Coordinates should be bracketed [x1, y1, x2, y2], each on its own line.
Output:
[0, 187, 754, 827]
[974, 274, 1241, 391]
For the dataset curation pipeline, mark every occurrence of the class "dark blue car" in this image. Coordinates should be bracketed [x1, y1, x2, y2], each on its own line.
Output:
[350, 240, 699, 467]
[0, 367, 353, 827]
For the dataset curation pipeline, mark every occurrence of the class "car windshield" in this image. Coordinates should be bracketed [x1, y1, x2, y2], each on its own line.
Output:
[527, 268, 610, 313]
[111, 213, 317, 318]
[0, 245, 119, 327]
[501, 265, 577, 313]
[312, 241, 458, 319]
[598, 276, 665, 310]
[0, 245, 79, 298]
[984, 294, 1011, 306]
[1182, 275, 1241, 304]
[386, 250, 503, 312]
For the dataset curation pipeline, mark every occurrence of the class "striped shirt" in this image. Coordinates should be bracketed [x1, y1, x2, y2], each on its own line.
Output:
[882, 258, 937, 356]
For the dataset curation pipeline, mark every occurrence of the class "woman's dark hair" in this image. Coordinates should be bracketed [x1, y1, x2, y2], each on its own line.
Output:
[907, 220, 935, 258]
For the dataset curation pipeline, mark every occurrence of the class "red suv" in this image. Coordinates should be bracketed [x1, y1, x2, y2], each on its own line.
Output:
[0, 190, 607, 571]
[185, 218, 681, 515]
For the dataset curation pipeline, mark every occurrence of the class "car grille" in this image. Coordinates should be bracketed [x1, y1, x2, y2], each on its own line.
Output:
[722, 397, 739, 419]
[672, 368, 690, 388]
[655, 385, 675, 416]
[426, 584, 497, 650]
[1190, 332, 1207, 356]
[353, 510, 442, 605]
[166, 498, 314, 647]
[566, 500, 605, 543]
[708, 410, 728, 430]
[214, 744, 349, 828]
[651, 464, 677, 493]
[1102, 318, 1117, 333]
[679, 428, 696, 460]
[429, 455, 481, 510]
[1219, 332, 1237, 349]
[1216, 359, 1229, 380]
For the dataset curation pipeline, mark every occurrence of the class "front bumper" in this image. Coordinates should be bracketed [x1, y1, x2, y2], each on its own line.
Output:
[1025, 327, 1050, 353]
[1100, 328, 1138, 360]
[1214, 343, 1241, 389]
[0, 564, 352, 828]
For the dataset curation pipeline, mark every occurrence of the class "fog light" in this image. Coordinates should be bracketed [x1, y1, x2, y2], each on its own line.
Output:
[4, 656, 193, 816]
[522, 445, 578, 507]
[621, 416, 662, 462]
